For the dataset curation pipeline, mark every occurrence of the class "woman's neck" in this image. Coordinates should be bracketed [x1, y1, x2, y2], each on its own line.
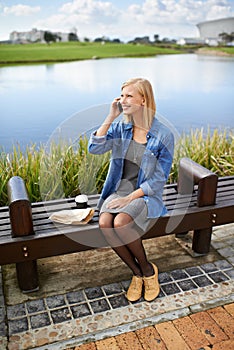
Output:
[133, 124, 149, 144]
[132, 113, 145, 130]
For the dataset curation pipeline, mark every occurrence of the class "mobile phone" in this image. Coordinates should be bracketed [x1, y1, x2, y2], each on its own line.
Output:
[117, 101, 123, 113]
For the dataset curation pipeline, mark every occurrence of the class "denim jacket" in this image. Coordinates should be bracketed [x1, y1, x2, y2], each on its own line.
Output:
[88, 118, 174, 218]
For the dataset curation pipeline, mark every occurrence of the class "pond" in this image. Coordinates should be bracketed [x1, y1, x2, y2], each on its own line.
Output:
[0, 54, 233, 152]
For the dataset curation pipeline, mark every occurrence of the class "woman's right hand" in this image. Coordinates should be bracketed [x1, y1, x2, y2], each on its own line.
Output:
[95, 97, 122, 137]
[108, 97, 122, 121]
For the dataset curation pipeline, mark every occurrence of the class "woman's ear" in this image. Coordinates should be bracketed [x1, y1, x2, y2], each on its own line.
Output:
[141, 98, 145, 106]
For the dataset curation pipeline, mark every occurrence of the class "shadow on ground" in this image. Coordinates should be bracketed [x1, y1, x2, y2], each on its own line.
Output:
[2, 232, 221, 305]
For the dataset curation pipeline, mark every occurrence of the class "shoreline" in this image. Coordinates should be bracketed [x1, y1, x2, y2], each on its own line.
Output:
[0, 53, 166, 66]
[0, 52, 184, 66]
[196, 47, 234, 57]
[1, 49, 233, 66]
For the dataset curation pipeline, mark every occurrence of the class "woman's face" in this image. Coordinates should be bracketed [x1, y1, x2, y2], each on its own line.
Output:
[120, 84, 145, 116]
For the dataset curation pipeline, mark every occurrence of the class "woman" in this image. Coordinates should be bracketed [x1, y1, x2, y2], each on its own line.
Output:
[88, 78, 174, 302]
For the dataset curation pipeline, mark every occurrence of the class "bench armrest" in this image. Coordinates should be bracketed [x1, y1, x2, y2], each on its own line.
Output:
[177, 157, 218, 207]
[7, 176, 34, 237]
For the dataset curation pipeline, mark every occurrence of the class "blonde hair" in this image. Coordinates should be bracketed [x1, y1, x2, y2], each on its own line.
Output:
[121, 78, 156, 130]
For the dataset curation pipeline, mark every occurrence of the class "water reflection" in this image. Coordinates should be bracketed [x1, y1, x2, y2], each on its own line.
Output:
[0, 54, 233, 152]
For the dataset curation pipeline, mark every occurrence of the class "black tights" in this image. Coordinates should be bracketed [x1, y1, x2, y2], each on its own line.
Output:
[99, 212, 154, 277]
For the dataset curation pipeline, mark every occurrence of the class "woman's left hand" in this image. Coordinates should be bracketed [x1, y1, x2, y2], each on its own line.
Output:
[106, 195, 132, 209]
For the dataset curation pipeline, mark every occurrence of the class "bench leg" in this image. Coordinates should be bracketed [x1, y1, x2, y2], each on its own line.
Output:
[16, 260, 39, 293]
[175, 231, 188, 238]
[192, 228, 212, 254]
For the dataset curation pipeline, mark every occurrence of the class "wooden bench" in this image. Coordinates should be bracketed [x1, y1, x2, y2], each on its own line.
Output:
[0, 157, 233, 292]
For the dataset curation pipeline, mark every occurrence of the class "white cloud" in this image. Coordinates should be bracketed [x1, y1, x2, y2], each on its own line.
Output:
[35, 0, 120, 37]
[35, 13, 67, 28]
[60, 0, 117, 15]
[206, 4, 233, 20]
[58, 0, 119, 25]
[124, 0, 233, 39]
[9, 0, 233, 40]
[3, 4, 41, 17]
[126, 0, 233, 25]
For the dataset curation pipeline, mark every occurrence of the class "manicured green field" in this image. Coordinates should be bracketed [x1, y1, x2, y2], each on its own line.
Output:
[0, 42, 233, 65]
[0, 42, 183, 64]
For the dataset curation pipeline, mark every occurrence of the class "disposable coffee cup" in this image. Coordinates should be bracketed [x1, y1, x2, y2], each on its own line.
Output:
[75, 194, 88, 209]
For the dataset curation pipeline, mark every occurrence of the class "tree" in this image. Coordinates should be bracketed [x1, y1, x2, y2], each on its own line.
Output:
[44, 31, 56, 44]
[68, 32, 78, 41]
[154, 34, 160, 43]
[218, 32, 234, 45]
[112, 38, 121, 43]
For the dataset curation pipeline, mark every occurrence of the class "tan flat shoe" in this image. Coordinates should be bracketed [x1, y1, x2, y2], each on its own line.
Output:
[143, 263, 160, 302]
[126, 275, 143, 302]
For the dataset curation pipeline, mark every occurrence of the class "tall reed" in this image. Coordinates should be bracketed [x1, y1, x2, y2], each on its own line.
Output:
[170, 128, 234, 181]
[0, 128, 233, 207]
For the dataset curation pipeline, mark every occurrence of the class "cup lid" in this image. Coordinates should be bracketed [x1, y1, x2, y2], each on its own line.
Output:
[75, 194, 88, 203]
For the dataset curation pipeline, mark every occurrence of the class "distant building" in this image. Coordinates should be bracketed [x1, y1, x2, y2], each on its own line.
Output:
[197, 17, 234, 39]
[197, 17, 234, 46]
[177, 38, 205, 46]
[9, 28, 77, 43]
[10, 28, 45, 43]
[177, 17, 234, 46]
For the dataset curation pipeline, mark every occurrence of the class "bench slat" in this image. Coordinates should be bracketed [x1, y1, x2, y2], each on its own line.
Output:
[0, 198, 233, 265]
[1, 182, 233, 238]
[1, 175, 233, 266]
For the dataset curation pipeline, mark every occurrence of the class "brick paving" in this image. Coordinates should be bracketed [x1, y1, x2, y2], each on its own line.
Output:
[70, 303, 234, 350]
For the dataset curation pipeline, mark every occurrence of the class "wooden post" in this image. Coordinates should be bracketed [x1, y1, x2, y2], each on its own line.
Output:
[177, 157, 218, 207]
[192, 228, 212, 255]
[8, 176, 39, 292]
[177, 158, 218, 254]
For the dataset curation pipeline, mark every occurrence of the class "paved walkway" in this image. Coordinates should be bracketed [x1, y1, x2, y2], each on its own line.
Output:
[70, 303, 234, 350]
[0, 224, 233, 350]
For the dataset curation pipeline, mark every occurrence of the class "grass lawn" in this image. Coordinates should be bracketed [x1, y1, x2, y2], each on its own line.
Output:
[208, 46, 234, 54]
[0, 42, 184, 64]
[0, 42, 233, 65]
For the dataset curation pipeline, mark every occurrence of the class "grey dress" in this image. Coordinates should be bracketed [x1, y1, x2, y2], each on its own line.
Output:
[100, 139, 153, 232]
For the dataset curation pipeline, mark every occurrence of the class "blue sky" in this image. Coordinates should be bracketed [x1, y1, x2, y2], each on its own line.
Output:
[0, 0, 233, 41]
